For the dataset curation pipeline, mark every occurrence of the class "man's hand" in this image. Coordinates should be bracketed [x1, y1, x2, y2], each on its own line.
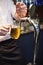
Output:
[0, 25, 11, 36]
[16, 2, 27, 18]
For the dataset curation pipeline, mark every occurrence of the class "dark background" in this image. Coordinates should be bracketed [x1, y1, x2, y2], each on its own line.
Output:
[16, 29, 43, 65]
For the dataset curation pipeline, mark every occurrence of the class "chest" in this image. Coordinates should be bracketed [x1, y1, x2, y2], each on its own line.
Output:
[0, 1, 10, 16]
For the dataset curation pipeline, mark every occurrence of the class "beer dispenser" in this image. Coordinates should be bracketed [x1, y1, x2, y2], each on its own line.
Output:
[20, 3, 40, 65]
[14, 0, 40, 65]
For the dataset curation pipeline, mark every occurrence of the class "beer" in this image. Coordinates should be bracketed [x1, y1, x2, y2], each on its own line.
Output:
[10, 26, 21, 39]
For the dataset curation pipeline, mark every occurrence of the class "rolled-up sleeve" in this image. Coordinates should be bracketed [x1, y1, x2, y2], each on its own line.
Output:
[9, 0, 16, 17]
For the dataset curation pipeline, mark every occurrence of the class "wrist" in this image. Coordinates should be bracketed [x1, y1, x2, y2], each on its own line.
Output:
[15, 12, 20, 21]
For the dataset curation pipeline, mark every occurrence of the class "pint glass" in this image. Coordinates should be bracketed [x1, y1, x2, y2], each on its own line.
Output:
[10, 21, 21, 39]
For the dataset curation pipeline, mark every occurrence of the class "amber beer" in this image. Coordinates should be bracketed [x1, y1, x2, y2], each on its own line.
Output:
[10, 26, 21, 39]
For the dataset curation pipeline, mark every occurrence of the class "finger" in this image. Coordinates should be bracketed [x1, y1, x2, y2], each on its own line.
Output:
[16, 2, 27, 9]
[0, 26, 10, 32]
[1, 28, 9, 32]
[2, 26, 9, 30]
[2, 25, 11, 29]
[20, 9, 27, 13]
[16, 2, 27, 10]
[20, 10, 27, 17]
[20, 4, 27, 11]
[0, 32, 6, 36]
[16, 2, 20, 5]
[4, 24, 11, 27]
[20, 2, 25, 6]
[16, 2, 20, 8]
[0, 28, 8, 35]
[20, 9, 27, 14]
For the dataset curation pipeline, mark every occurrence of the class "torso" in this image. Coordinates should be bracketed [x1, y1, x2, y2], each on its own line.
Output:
[0, 0, 13, 41]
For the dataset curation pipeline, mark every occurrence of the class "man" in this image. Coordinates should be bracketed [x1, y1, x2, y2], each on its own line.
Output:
[0, 0, 27, 65]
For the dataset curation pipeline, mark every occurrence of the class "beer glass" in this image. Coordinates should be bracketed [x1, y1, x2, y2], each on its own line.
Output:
[10, 0, 23, 39]
[10, 21, 21, 39]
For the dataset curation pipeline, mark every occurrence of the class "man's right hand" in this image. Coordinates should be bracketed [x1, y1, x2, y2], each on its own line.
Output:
[0, 25, 11, 36]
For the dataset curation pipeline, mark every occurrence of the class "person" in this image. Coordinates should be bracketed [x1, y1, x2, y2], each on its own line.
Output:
[0, 0, 27, 65]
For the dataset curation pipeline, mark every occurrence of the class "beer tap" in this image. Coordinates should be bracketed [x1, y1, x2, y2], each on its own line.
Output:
[21, 3, 40, 65]
[15, 0, 40, 64]
[20, 15, 40, 65]
[20, 3, 40, 65]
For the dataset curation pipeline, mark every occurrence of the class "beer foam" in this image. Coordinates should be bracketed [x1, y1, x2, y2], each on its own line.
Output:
[12, 25, 20, 28]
